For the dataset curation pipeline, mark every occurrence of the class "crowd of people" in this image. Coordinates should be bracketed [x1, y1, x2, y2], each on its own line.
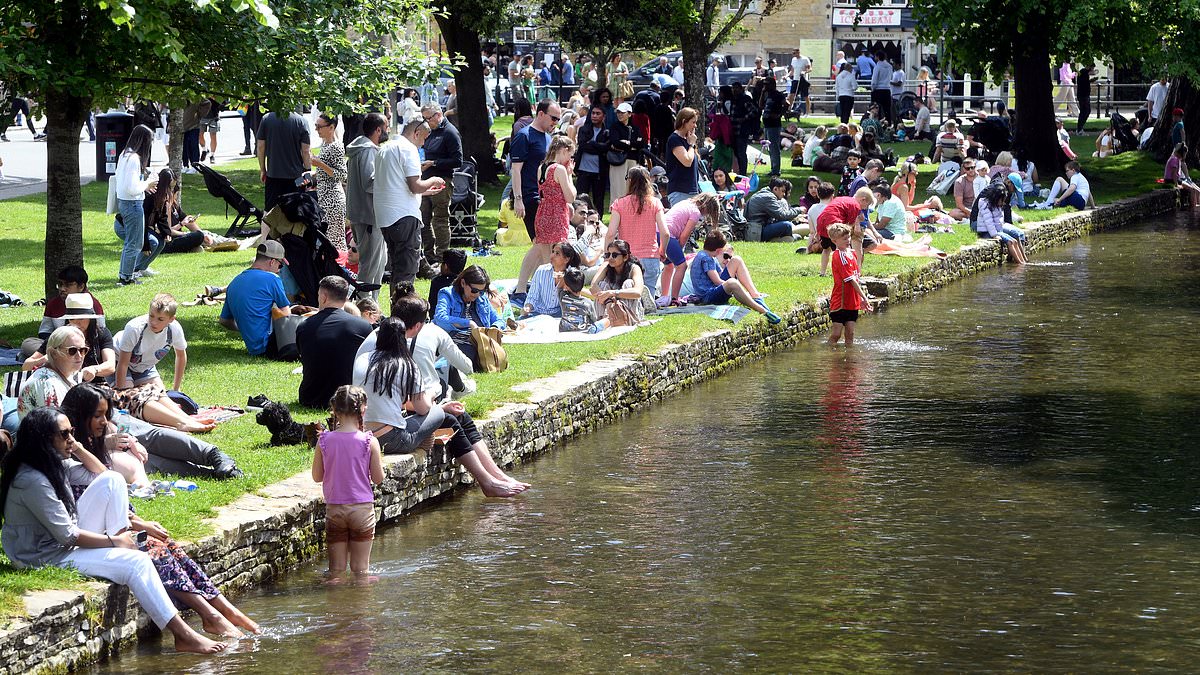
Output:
[5, 41, 1189, 657]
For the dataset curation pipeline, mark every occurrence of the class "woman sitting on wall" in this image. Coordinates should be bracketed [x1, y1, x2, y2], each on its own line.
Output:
[0, 408, 226, 654]
[59, 384, 260, 637]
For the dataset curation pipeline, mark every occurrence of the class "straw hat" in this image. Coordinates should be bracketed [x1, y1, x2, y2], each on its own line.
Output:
[63, 293, 102, 320]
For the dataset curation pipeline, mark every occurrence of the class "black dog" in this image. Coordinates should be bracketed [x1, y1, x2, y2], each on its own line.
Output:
[255, 400, 307, 446]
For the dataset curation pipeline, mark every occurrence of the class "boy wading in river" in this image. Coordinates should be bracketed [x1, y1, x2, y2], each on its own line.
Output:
[827, 222, 872, 346]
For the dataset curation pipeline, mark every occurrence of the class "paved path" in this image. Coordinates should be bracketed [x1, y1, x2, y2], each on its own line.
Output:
[0, 113, 276, 200]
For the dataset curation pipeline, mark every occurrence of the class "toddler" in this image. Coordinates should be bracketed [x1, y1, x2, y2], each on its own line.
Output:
[313, 385, 384, 582]
[558, 267, 604, 334]
[838, 150, 862, 196]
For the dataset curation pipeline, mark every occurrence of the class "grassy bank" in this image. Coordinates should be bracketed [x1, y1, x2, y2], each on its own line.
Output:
[0, 119, 1169, 618]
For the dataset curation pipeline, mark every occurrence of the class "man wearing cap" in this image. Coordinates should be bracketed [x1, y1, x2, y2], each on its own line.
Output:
[607, 102, 646, 205]
[218, 241, 312, 359]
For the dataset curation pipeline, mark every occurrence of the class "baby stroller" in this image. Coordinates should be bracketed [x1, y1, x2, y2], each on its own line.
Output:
[194, 163, 263, 238]
[719, 191, 748, 241]
[1110, 112, 1137, 155]
[927, 160, 961, 196]
[449, 159, 482, 247]
[266, 190, 378, 304]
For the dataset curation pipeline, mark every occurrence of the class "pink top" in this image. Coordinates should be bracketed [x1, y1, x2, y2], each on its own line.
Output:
[317, 429, 375, 505]
[611, 193, 664, 258]
[1165, 155, 1181, 182]
[665, 200, 701, 239]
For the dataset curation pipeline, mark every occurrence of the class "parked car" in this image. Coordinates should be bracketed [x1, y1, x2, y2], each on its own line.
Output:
[627, 52, 754, 88]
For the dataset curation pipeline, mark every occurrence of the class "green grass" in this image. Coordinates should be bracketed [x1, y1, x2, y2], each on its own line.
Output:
[0, 118, 1169, 618]
[0, 561, 87, 619]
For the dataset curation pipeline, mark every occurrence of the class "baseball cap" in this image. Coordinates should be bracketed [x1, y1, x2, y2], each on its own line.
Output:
[257, 240, 289, 265]
[1007, 172, 1023, 190]
[1173, 107, 1185, 116]
[616, 102, 633, 114]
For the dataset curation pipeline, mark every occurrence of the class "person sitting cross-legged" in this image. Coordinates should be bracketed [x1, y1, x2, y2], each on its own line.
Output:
[296, 276, 373, 408]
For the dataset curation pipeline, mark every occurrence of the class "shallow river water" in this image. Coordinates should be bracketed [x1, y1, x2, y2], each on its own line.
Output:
[93, 213, 1200, 673]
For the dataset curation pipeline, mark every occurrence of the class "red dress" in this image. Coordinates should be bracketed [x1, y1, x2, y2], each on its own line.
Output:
[534, 163, 570, 244]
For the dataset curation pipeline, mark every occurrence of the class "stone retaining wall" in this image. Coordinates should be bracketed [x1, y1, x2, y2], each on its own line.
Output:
[0, 189, 1177, 674]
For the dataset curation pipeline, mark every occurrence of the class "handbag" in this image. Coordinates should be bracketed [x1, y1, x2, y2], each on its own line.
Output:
[606, 149, 626, 166]
[619, 80, 635, 99]
[603, 297, 638, 327]
[470, 326, 508, 373]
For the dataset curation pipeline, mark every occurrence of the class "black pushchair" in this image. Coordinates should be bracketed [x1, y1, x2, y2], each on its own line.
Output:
[1110, 112, 1137, 154]
[194, 163, 263, 238]
[449, 159, 481, 247]
[266, 191, 378, 303]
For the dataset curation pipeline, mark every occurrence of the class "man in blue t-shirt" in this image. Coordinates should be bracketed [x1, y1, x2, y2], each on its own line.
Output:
[510, 99, 561, 240]
[218, 241, 311, 359]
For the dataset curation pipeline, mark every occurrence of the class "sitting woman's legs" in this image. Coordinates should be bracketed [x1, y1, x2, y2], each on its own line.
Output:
[172, 591, 241, 638]
[723, 255, 763, 298]
[441, 412, 526, 497]
[721, 278, 770, 315]
[378, 406, 446, 454]
[139, 394, 213, 433]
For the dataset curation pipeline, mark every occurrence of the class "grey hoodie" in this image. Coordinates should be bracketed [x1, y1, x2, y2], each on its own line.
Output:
[346, 135, 379, 226]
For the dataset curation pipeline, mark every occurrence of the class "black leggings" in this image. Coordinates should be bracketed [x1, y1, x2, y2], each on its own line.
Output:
[442, 410, 483, 458]
[838, 96, 855, 124]
[162, 229, 205, 253]
[11, 98, 35, 134]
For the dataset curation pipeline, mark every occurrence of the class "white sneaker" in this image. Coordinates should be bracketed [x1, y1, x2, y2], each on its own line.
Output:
[182, 166, 198, 174]
[138, 268, 159, 277]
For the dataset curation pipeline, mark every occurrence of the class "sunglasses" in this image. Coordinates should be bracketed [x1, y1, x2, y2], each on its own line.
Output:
[315, 124, 331, 130]
[59, 428, 75, 441]
[467, 284, 487, 294]
[62, 346, 90, 357]
[604, 251, 625, 259]
[549, 115, 561, 122]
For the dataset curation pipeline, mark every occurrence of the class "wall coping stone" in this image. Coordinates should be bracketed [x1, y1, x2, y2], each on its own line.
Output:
[0, 188, 1176, 674]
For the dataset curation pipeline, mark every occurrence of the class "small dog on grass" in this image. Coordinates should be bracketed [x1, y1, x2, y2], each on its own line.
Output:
[251, 396, 324, 447]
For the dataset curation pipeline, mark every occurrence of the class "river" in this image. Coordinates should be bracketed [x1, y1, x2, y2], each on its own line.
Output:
[92, 212, 1200, 673]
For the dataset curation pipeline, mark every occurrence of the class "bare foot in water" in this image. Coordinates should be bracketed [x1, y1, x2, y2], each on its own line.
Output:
[201, 613, 243, 638]
[353, 574, 380, 585]
[173, 630, 227, 654]
[480, 481, 524, 498]
[212, 597, 262, 635]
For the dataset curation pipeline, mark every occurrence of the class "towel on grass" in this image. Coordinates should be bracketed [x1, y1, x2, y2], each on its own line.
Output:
[192, 406, 245, 425]
[656, 304, 753, 323]
[0, 348, 24, 367]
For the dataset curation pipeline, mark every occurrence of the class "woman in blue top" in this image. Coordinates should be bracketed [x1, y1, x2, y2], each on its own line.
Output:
[433, 265, 504, 372]
[521, 242, 582, 318]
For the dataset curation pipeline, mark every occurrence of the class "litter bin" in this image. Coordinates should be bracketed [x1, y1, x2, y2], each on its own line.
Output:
[95, 112, 134, 182]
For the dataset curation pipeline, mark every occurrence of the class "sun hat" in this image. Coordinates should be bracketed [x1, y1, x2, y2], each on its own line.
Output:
[257, 240, 289, 265]
[63, 293, 102, 320]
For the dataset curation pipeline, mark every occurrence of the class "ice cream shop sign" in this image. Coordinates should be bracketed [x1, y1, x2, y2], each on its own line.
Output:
[832, 7, 902, 26]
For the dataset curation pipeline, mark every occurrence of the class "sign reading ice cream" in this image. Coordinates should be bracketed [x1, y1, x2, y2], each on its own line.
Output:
[832, 7, 902, 26]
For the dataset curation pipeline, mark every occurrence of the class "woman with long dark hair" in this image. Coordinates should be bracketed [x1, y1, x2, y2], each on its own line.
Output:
[59, 382, 148, 487]
[605, 166, 672, 300]
[521, 241, 583, 318]
[58, 384, 260, 637]
[311, 113, 348, 251]
[589, 238, 646, 324]
[144, 168, 213, 253]
[0, 408, 226, 653]
[352, 317, 438, 456]
[111, 124, 161, 285]
[432, 265, 505, 372]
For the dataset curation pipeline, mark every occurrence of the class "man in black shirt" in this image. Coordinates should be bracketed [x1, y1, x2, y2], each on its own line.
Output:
[418, 102, 462, 272]
[296, 276, 372, 408]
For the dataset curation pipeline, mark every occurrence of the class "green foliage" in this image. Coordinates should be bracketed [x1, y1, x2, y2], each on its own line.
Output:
[546, 0, 692, 67]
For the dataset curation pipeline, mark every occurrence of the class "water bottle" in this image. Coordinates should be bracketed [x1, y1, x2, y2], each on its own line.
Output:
[172, 480, 198, 491]
[115, 410, 131, 436]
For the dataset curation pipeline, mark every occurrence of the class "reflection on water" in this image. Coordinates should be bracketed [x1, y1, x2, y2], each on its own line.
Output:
[92, 213, 1200, 673]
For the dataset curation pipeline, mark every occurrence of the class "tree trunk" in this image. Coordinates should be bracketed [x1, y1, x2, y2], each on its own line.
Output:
[435, 16, 498, 184]
[42, 89, 91, 300]
[680, 25, 711, 134]
[1147, 77, 1197, 164]
[1010, 29, 1060, 174]
[168, 106, 185, 176]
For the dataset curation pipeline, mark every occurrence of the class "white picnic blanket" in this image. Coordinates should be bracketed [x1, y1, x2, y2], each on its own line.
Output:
[504, 314, 644, 344]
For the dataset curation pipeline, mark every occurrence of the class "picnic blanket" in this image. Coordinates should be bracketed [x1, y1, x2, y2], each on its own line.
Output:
[0, 347, 24, 367]
[868, 234, 948, 258]
[655, 304, 753, 323]
[504, 314, 645, 344]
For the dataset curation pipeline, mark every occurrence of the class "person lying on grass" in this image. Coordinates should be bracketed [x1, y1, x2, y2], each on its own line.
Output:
[689, 232, 781, 324]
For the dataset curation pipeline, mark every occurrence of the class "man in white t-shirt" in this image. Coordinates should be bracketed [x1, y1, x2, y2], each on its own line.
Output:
[788, 49, 812, 113]
[1145, 75, 1169, 124]
[912, 98, 932, 140]
[706, 57, 721, 97]
[374, 118, 446, 294]
[672, 58, 685, 84]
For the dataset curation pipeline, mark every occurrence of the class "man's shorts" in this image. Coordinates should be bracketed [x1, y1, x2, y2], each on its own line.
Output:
[325, 502, 376, 543]
[830, 309, 859, 324]
[199, 117, 220, 133]
[820, 236, 835, 251]
[1062, 192, 1086, 210]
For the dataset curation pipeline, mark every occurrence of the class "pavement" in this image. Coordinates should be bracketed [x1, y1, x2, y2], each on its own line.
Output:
[0, 113, 270, 200]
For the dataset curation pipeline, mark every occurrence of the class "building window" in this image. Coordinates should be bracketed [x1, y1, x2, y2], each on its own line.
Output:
[514, 27, 537, 42]
[725, 0, 759, 13]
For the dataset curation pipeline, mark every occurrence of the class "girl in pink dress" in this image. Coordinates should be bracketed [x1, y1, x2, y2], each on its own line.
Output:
[516, 136, 578, 294]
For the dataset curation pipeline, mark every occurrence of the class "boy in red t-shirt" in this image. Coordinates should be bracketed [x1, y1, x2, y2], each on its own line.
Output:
[827, 223, 872, 346]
